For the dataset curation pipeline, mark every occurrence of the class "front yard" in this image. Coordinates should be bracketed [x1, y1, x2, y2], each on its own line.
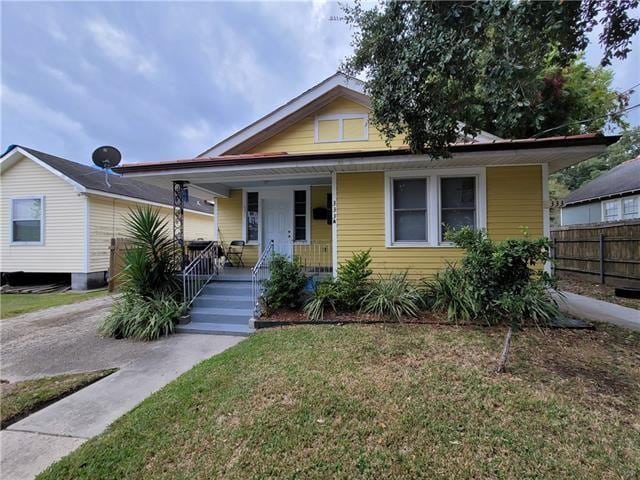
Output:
[40, 322, 639, 479]
[0, 290, 109, 318]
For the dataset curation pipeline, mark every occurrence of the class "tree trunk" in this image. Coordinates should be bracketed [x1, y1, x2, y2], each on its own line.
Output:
[495, 325, 513, 374]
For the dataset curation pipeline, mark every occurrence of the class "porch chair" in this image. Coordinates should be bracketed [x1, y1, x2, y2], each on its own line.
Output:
[226, 240, 246, 268]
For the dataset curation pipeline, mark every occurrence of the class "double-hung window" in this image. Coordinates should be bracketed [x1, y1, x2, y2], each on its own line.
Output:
[294, 190, 307, 242]
[622, 196, 639, 219]
[246, 192, 259, 243]
[11, 197, 43, 244]
[602, 199, 620, 221]
[440, 177, 477, 241]
[392, 178, 428, 243]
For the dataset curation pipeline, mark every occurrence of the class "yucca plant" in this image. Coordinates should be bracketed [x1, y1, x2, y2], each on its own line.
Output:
[121, 206, 180, 298]
[361, 272, 423, 321]
[102, 206, 182, 340]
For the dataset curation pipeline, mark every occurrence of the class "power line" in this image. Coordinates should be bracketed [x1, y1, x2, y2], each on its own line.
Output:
[532, 102, 640, 138]
[620, 81, 640, 95]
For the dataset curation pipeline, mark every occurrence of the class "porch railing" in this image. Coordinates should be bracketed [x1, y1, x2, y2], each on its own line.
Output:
[251, 240, 274, 317]
[292, 241, 333, 275]
[183, 241, 219, 307]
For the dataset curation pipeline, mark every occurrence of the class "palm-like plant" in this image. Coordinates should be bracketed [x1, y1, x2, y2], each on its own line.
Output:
[121, 206, 180, 298]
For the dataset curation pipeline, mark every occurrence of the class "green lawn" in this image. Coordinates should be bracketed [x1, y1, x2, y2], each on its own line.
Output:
[40, 323, 639, 479]
[0, 290, 108, 318]
[1, 370, 116, 428]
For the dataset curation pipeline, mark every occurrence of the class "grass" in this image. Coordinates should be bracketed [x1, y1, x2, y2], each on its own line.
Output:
[0, 289, 109, 319]
[1, 369, 116, 428]
[559, 278, 640, 310]
[40, 323, 640, 479]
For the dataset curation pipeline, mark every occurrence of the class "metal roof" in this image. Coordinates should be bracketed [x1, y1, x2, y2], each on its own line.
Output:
[563, 157, 640, 206]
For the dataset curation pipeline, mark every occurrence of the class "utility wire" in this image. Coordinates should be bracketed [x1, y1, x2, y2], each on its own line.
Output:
[532, 102, 640, 138]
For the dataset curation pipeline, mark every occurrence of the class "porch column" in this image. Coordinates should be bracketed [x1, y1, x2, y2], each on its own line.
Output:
[173, 180, 188, 269]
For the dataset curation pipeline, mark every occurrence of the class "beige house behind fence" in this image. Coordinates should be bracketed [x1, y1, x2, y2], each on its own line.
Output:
[0, 146, 214, 289]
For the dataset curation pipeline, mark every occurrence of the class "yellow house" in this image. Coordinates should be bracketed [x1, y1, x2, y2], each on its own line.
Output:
[112, 72, 617, 334]
[0, 146, 214, 290]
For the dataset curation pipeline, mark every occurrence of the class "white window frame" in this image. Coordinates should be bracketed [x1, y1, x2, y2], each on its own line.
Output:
[601, 198, 621, 222]
[292, 187, 311, 245]
[314, 113, 369, 143]
[622, 195, 640, 219]
[384, 168, 486, 248]
[242, 190, 260, 245]
[438, 175, 482, 245]
[390, 177, 430, 245]
[10, 195, 45, 245]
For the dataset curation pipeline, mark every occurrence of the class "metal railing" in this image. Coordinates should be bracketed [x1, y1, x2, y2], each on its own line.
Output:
[183, 241, 219, 307]
[292, 241, 333, 275]
[251, 240, 274, 317]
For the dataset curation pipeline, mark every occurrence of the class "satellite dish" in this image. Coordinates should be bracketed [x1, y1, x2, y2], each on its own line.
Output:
[92, 146, 121, 188]
[92, 146, 121, 169]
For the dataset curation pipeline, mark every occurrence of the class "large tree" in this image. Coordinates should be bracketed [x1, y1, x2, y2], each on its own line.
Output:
[342, 0, 639, 157]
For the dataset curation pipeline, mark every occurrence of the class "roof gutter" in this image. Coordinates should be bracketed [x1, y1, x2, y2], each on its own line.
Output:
[115, 135, 619, 175]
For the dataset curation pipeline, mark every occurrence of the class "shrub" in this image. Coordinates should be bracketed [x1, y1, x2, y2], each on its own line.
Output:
[262, 254, 307, 313]
[424, 266, 477, 323]
[102, 206, 182, 340]
[335, 249, 372, 311]
[304, 280, 339, 321]
[101, 292, 183, 341]
[361, 272, 423, 321]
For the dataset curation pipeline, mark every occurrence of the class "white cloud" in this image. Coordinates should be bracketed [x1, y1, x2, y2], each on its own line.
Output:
[85, 18, 158, 77]
[179, 119, 213, 142]
[40, 65, 88, 97]
[1, 83, 88, 138]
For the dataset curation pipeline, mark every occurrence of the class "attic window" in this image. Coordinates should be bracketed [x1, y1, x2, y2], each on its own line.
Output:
[315, 114, 368, 143]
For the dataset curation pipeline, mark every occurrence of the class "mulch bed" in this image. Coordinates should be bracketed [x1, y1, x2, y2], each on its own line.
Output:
[255, 309, 452, 329]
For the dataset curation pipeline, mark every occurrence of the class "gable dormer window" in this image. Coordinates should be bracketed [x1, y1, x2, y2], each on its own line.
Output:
[315, 113, 368, 143]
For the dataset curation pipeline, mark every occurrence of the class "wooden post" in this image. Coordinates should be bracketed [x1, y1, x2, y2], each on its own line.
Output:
[599, 233, 605, 284]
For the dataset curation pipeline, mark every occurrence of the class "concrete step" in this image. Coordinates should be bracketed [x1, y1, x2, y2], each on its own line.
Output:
[215, 274, 252, 282]
[203, 282, 252, 295]
[176, 322, 253, 336]
[190, 307, 252, 325]
[193, 295, 254, 309]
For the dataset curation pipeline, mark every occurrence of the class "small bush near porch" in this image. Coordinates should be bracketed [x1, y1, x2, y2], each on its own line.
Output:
[40, 323, 639, 479]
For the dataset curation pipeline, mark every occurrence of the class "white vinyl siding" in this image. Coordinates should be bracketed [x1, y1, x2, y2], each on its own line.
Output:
[1, 156, 85, 273]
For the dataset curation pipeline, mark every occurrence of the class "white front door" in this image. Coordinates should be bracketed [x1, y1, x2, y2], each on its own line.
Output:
[261, 188, 293, 257]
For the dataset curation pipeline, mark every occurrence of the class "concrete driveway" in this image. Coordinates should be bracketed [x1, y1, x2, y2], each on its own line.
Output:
[2, 295, 167, 381]
[0, 295, 245, 479]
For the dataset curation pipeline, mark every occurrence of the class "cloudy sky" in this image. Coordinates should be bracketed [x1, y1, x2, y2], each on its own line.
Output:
[1, 1, 638, 166]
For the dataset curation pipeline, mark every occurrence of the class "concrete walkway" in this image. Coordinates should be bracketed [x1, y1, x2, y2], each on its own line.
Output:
[557, 291, 640, 332]
[0, 333, 243, 480]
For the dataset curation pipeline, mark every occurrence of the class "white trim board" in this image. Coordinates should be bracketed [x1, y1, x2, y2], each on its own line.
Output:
[383, 167, 487, 248]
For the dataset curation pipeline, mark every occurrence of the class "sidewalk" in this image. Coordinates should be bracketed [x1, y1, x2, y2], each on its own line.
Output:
[0, 333, 243, 480]
[556, 291, 640, 332]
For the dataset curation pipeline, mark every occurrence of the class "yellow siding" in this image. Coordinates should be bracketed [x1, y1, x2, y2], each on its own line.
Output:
[1, 156, 85, 273]
[487, 166, 543, 240]
[88, 196, 213, 272]
[248, 97, 405, 154]
[216, 186, 331, 267]
[336, 166, 543, 280]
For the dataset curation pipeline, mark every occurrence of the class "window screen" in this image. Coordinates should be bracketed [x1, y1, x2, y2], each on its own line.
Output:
[440, 177, 476, 240]
[393, 179, 427, 242]
[12, 198, 42, 242]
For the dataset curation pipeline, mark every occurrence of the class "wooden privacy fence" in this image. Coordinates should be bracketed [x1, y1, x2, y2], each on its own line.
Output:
[108, 238, 132, 292]
[551, 220, 640, 288]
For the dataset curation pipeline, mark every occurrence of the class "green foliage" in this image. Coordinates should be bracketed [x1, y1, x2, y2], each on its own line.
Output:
[121, 206, 179, 298]
[342, 1, 637, 156]
[102, 206, 181, 340]
[552, 126, 640, 191]
[304, 250, 373, 320]
[361, 272, 423, 321]
[303, 280, 339, 321]
[101, 293, 183, 341]
[262, 254, 307, 313]
[425, 227, 558, 326]
[335, 249, 373, 311]
[424, 266, 478, 324]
